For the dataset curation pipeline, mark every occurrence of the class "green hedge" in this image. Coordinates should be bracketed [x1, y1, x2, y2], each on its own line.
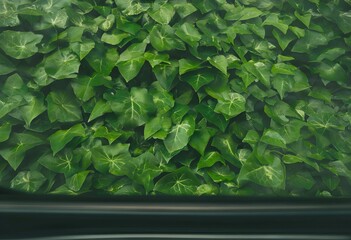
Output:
[0, 0, 351, 196]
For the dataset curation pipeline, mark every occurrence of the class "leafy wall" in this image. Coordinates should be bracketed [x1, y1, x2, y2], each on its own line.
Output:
[0, 0, 350, 196]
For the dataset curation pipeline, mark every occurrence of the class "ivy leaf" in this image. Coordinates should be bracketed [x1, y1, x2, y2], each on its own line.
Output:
[225, 6, 262, 21]
[164, 115, 195, 153]
[198, 152, 225, 169]
[182, 69, 215, 92]
[154, 167, 200, 195]
[148, 2, 175, 25]
[44, 49, 80, 79]
[11, 171, 46, 193]
[46, 90, 82, 123]
[127, 152, 162, 192]
[190, 128, 211, 156]
[261, 129, 287, 149]
[66, 170, 91, 192]
[93, 126, 121, 145]
[150, 25, 185, 52]
[207, 165, 235, 183]
[104, 88, 155, 127]
[195, 103, 228, 132]
[117, 41, 147, 82]
[20, 94, 46, 126]
[86, 45, 119, 75]
[88, 100, 112, 123]
[92, 143, 131, 176]
[0, 122, 12, 143]
[0, 53, 15, 75]
[153, 62, 178, 90]
[48, 124, 86, 155]
[0, 31, 43, 59]
[238, 156, 285, 189]
[214, 92, 246, 119]
[0, 133, 44, 170]
[0, 1, 20, 27]
[38, 151, 80, 176]
[208, 55, 228, 75]
[175, 22, 202, 47]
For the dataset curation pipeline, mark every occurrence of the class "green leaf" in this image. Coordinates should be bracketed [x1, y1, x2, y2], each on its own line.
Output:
[0, 133, 44, 170]
[88, 100, 112, 122]
[288, 171, 315, 190]
[48, 124, 85, 155]
[189, 128, 211, 156]
[71, 74, 111, 102]
[198, 151, 224, 169]
[294, 11, 311, 28]
[225, 6, 262, 21]
[182, 69, 215, 92]
[0, 1, 20, 27]
[150, 25, 185, 52]
[66, 170, 90, 192]
[195, 103, 228, 132]
[46, 90, 82, 123]
[238, 156, 285, 189]
[38, 151, 79, 176]
[164, 115, 195, 153]
[175, 22, 202, 47]
[211, 134, 238, 165]
[2, 74, 27, 97]
[208, 55, 228, 75]
[104, 87, 155, 127]
[0, 53, 15, 75]
[179, 59, 202, 75]
[214, 92, 246, 119]
[127, 152, 162, 192]
[44, 49, 80, 79]
[92, 143, 131, 176]
[117, 41, 147, 82]
[149, 2, 175, 25]
[261, 129, 287, 149]
[153, 62, 178, 90]
[292, 30, 329, 53]
[86, 45, 118, 75]
[11, 171, 46, 193]
[93, 126, 121, 145]
[0, 31, 43, 59]
[316, 62, 347, 83]
[20, 94, 46, 126]
[154, 167, 200, 195]
[207, 165, 235, 183]
[0, 122, 12, 143]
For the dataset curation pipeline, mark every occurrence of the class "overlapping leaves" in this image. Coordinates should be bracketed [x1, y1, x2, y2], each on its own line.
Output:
[0, 0, 350, 197]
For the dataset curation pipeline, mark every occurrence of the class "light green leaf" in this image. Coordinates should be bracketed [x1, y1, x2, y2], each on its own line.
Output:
[88, 100, 112, 122]
[48, 124, 86, 155]
[154, 167, 200, 195]
[261, 129, 286, 149]
[0, 122, 12, 143]
[0, 30, 43, 59]
[198, 151, 224, 169]
[11, 171, 46, 193]
[164, 115, 195, 153]
[92, 143, 131, 176]
[208, 55, 228, 75]
[66, 170, 90, 192]
[214, 92, 246, 119]
[0, 133, 44, 170]
[149, 2, 175, 24]
[175, 22, 202, 47]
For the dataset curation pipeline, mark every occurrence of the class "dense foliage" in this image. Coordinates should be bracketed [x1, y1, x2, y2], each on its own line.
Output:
[0, 0, 350, 196]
